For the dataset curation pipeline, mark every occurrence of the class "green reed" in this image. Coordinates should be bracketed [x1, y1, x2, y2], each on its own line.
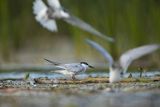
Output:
[0, 0, 159, 64]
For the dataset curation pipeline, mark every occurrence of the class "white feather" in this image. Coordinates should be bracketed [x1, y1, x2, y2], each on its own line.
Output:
[54, 70, 74, 76]
[109, 68, 122, 83]
[33, 0, 47, 15]
[86, 40, 160, 83]
[33, 0, 58, 31]
[120, 44, 160, 72]
[47, 0, 61, 9]
[40, 19, 57, 31]
[33, 0, 113, 42]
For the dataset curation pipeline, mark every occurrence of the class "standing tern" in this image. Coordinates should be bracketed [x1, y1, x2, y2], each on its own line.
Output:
[44, 58, 94, 80]
[33, 0, 114, 42]
[86, 39, 160, 83]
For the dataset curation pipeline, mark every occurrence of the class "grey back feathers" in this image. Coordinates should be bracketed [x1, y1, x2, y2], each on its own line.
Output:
[61, 63, 86, 74]
[44, 59, 86, 73]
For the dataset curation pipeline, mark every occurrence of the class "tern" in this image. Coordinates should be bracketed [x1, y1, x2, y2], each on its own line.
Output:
[33, 0, 114, 42]
[86, 39, 160, 83]
[44, 58, 94, 80]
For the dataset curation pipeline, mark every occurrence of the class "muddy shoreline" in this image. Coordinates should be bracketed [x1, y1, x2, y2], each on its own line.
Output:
[0, 72, 160, 107]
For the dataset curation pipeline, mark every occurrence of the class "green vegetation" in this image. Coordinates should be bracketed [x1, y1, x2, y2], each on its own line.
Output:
[0, 0, 160, 62]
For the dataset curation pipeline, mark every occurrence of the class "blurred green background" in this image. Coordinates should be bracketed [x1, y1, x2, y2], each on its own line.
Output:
[0, 0, 160, 68]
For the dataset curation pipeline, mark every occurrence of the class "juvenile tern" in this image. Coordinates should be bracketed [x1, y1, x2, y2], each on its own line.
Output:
[33, 0, 114, 42]
[86, 39, 160, 83]
[44, 58, 94, 80]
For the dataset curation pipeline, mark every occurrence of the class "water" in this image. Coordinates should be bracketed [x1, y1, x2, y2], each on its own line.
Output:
[0, 71, 159, 107]
[0, 71, 159, 80]
[0, 89, 160, 107]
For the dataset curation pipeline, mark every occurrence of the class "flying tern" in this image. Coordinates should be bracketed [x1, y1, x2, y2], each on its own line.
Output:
[86, 39, 160, 83]
[33, 0, 114, 42]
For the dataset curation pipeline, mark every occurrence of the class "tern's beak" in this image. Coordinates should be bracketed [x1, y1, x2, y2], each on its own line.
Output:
[89, 65, 94, 69]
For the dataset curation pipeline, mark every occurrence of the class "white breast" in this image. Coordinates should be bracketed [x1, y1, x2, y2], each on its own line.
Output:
[55, 70, 74, 76]
[109, 68, 122, 83]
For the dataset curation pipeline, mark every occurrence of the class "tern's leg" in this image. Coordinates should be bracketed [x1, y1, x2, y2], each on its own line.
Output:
[128, 73, 132, 78]
[71, 74, 76, 80]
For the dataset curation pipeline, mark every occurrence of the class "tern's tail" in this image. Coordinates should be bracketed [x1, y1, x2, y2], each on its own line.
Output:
[44, 58, 61, 65]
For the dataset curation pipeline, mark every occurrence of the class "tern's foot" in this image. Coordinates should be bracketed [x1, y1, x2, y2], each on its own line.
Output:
[128, 73, 132, 78]
[71, 75, 77, 81]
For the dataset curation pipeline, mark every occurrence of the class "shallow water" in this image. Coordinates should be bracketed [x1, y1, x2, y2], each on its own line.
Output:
[0, 71, 159, 80]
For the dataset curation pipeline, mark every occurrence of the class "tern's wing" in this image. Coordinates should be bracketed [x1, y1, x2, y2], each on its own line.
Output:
[47, 0, 61, 9]
[33, 0, 58, 31]
[63, 63, 82, 73]
[120, 44, 160, 72]
[33, 0, 47, 15]
[86, 39, 114, 66]
[44, 58, 61, 65]
[63, 15, 114, 42]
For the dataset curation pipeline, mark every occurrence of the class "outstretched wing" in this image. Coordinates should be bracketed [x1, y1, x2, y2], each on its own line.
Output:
[120, 44, 160, 72]
[33, 0, 47, 15]
[33, 0, 58, 31]
[47, 0, 61, 9]
[86, 39, 114, 66]
[64, 15, 114, 42]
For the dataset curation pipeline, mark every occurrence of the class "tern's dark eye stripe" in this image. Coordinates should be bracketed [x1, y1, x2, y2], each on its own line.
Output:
[80, 62, 89, 65]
